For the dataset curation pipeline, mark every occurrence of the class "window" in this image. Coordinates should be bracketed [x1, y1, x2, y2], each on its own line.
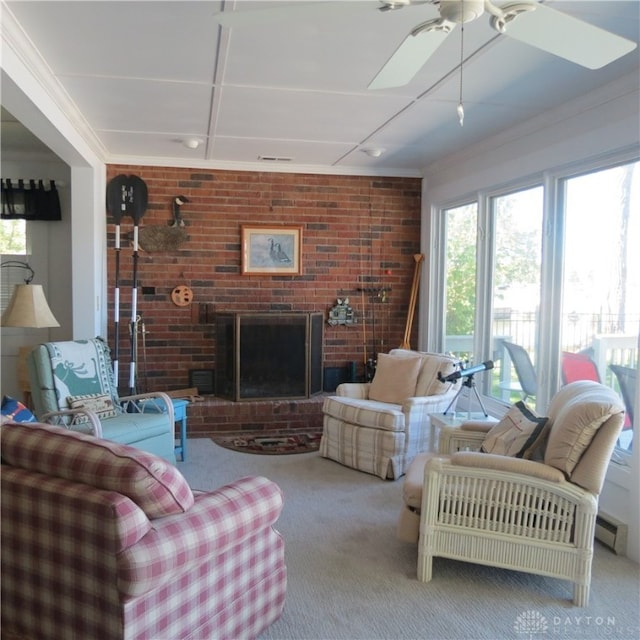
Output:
[1, 255, 31, 315]
[1, 221, 29, 315]
[436, 159, 638, 456]
[560, 161, 639, 451]
[490, 187, 543, 406]
[443, 203, 477, 363]
[0, 219, 27, 254]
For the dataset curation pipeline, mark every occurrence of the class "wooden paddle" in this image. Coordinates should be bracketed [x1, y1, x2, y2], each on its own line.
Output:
[400, 254, 424, 349]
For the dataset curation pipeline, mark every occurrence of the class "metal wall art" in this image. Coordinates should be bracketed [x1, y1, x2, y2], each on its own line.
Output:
[327, 298, 356, 326]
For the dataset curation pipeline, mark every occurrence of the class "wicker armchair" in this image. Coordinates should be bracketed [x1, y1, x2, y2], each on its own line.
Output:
[417, 381, 625, 606]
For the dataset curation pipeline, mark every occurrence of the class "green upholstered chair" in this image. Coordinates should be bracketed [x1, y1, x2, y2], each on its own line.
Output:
[27, 337, 176, 462]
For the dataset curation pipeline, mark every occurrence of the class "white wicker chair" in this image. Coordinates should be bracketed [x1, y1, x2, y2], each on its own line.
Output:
[417, 381, 625, 606]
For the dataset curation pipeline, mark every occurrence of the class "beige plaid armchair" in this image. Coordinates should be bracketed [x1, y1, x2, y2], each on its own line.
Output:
[320, 349, 458, 479]
[409, 380, 625, 606]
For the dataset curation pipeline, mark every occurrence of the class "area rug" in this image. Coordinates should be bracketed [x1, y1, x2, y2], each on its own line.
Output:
[212, 431, 322, 455]
[178, 439, 640, 640]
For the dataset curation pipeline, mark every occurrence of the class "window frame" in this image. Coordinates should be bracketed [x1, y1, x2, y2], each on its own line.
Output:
[428, 151, 639, 464]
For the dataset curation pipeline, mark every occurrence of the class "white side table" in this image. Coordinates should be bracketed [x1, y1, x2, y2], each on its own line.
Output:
[429, 412, 498, 454]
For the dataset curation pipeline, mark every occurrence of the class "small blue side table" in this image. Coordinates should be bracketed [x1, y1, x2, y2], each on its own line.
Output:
[171, 399, 189, 462]
[142, 398, 189, 461]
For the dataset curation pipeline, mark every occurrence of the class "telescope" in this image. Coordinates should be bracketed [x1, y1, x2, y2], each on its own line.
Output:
[438, 360, 494, 384]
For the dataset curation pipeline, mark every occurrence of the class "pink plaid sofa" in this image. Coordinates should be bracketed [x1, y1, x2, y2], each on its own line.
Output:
[1, 422, 287, 640]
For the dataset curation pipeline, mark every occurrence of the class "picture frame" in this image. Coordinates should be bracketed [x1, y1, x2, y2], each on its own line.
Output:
[241, 225, 302, 275]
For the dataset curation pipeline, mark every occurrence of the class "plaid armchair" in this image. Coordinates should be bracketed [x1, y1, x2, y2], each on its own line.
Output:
[320, 349, 458, 479]
[1, 422, 287, 640]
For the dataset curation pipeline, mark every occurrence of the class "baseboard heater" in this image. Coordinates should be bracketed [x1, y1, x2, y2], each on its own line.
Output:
[595, 511, 628, 555]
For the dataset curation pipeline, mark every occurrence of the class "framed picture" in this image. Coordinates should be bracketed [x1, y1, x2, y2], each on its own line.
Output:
[241, 225, 302, 275]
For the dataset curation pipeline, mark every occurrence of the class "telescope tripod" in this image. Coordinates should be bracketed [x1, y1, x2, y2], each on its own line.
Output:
[443, 374, 489, 417]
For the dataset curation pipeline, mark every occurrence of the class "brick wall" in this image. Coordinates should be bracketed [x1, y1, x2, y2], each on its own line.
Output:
[106, 165, 422, 394]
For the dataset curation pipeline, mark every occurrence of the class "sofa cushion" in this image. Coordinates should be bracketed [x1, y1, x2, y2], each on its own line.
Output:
[402, 451, 442, 509]
[1, 422, 193, 518]
[544, 385, 623, 476]
[420, 354, 457, 396]
[368, 352, 422, 404]
[388, 349, 456, 396]
[99, 412, 175, 444]
[322, 396, 405, 431]
[481, 401, 548, 458]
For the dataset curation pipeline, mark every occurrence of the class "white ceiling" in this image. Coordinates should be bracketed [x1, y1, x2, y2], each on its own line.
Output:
[2, 0, 639, 176]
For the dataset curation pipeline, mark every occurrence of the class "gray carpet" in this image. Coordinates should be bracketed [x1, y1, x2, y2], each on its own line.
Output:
[177, 439, 640, 640]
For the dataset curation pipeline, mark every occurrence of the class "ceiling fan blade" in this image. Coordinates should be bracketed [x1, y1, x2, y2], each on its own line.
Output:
[378, 0, 433, 12]
[501, 2, 637, 70]
[368, 20, 454, 89]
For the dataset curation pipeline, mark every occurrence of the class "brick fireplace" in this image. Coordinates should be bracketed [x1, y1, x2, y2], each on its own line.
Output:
[106, 165, 422, 436]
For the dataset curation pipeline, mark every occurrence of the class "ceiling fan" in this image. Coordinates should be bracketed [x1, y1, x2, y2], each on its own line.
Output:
[369, 0, 637, 89]
[214, 1, 637, 90]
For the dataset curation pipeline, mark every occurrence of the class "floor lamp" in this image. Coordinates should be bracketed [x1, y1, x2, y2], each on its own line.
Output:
[1, 260, 60, 405]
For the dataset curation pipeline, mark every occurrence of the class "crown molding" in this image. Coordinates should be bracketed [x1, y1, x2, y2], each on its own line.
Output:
[1, 2, 108, 162]
[106, 153, 422, 178]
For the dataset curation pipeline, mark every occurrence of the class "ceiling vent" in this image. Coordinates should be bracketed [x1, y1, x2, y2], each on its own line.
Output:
[258, 155, 293, 162]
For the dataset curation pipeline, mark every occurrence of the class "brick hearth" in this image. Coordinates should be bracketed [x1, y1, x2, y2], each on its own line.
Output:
[184, 393, 328, 437]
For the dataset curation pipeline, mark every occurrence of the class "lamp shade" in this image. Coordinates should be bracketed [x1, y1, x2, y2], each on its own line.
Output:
[1, 284, 60, 328]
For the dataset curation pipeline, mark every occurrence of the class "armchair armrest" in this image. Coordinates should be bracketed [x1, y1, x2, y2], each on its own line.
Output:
[450, 451, 566, 483]
[117, 476, 284, 598]
[403, 393, 457, 411]
[460, 420, 494, 433]
[401, 387, 461, 427]
[41, 408, 103, 438]
[120, 391, 175, 425]
[336, 382, 371, 399]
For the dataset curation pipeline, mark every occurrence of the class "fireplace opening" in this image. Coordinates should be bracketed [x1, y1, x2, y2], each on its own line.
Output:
[216, 312, 323, 401]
